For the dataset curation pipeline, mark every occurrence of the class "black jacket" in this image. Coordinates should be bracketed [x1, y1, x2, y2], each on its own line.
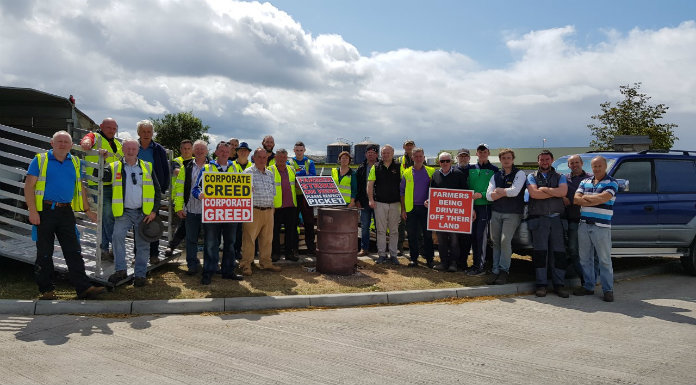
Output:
[355, 159, 375, 207]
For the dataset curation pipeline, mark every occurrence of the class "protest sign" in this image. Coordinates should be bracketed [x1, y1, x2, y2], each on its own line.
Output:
[201, 172, 253, 223]
[426, 188, 474, 233]
[296, 176, 346, 206]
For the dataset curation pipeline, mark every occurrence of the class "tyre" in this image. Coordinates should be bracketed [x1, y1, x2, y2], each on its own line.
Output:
[681, 246, 696, 276]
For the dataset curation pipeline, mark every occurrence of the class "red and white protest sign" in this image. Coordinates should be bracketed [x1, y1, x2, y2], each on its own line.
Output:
[201, 172, 254, 223]
[296, 176, 346, 206]
[426, 188, 474, 233]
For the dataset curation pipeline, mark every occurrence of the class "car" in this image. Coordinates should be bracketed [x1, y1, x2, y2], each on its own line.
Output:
[512, 150, 696, 275]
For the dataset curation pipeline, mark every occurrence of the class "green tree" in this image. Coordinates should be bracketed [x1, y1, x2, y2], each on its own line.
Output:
[588, 83, 678, 150]
[151, 111, 210, 157]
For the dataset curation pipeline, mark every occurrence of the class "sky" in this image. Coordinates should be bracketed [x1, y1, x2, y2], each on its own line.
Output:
[1, 0, 695, 155]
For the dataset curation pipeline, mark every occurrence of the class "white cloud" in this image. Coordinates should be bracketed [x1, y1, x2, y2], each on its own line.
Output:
[1, 1, 694, 155]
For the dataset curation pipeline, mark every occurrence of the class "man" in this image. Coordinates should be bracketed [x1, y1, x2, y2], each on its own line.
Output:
[80, 117, 123, 261]
[240, 147, 281, 276]
[232, 142, 253, 256]
[106, 139, 162, 287]
[526, 150, 569, 298]
[573, 156, 619, 302]
[428, 152, 469, 272]
[192, 141, 243, 285]
[454, 148, 472, 270]
[136, 120, 170, 263]
[173, 140, 209, 275]
[397, 140, 416, 255]
[486, 149, 526, 285]
[165, 139, 194, 257]
[466, 144, 499, 276]
[271, 149, 299, 262]
[290, 141, 317, 255]
[564, 154, 591, 282]
[26, 131, 104, 300]
[368, 144, 402, 265]
[258, 135, 276, 167]
[228, 137, 239, 161]
[356, 144, 379, 256]
[400, 147, 435, 268]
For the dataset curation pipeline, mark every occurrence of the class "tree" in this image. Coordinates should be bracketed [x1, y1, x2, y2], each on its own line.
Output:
[588, 83, 678, 150]
[151, 111, 210, 157]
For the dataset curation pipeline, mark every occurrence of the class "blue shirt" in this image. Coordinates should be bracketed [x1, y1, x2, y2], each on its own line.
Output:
[27, 150, 82, 204]
[291, 157, 316, 176]
[576, 175, 618, 227]
[138, 140, 155, 164]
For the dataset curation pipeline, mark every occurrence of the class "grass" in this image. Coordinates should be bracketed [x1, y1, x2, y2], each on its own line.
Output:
[0, 253, 670, 301]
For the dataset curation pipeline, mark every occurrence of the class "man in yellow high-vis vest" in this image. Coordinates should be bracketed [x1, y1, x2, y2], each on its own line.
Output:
[271, 149, 298, 262]
[105, 139, 161, 287]
[400, 147, 435, 268]
[25, 131, 104, 300]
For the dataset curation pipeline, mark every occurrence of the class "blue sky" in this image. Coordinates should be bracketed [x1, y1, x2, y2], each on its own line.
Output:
[1, 0, 694, 154]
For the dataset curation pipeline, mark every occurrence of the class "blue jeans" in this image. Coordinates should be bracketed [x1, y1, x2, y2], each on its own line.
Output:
[113, 208, 149, 278]
[490, 211, 522, 274]
[95, 186, 115, 251]
[203, 222, 238, 278]
[184, 212, 203, 270]
[360, 207, 375, 252]
[579, 222, 614, 293]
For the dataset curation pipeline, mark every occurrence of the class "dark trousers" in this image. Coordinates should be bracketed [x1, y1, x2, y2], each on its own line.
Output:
[168, 216, 187, 249]
[202, 222, 238, 278]
[437, 232, 460, 268]
[273, 206, 298, 255]
[405, 205, 434, 262]
[457, 233, 472, 268]
[529, 215, 567, 287]
[471, 205, 491, 270]
[34, 206, 91, 295]
[184, 212, 202, 270]
[297, 195, 315, 252]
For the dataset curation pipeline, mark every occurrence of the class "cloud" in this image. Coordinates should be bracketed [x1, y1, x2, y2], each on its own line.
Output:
[1, 1, 694, 155]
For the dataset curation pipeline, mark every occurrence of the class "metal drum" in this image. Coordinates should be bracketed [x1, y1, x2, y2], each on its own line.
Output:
[316, 207, 359, 275]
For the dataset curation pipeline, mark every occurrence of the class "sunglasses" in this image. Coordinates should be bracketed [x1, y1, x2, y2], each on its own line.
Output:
[439, 159, 451, 163]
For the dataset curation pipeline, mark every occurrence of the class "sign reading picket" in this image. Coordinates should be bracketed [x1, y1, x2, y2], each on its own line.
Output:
[296, 176, 346, 206]
[426, 188, 474, 233]
[201, 172, 253, 223]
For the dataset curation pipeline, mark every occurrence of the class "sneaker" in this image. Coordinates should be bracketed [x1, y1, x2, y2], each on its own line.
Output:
[164, 248, 174, 257]
[433, 263, 448, 271]
[407, 261, 418, 268]
[426, 260, 435, 269]
[222, 273, 244, 281]
[108, 270, 128, 285]
[493, 271, 509, 285]
[375, 256, 387, 264]
[39, 291, 57, 300]
[573, 287, 594, 296]
[133, 277, 148, 287]
[535, 287, 547, 297]
[556, 286, 570, 298]
[487, 274, 499, 285]
[603, 291, 614, 302]
[466, 268, 485, 276]
[78, 286, 106, 299]
[390, 256, 400, 265]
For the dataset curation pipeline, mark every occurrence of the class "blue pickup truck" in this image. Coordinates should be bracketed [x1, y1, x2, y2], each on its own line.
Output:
[512, 150, 696, 275]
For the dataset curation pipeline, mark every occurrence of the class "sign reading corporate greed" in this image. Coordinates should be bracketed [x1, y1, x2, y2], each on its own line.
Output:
[426, 188, 474, 233]
[296, 176, 346, 206]
[201, 172, 253, 223]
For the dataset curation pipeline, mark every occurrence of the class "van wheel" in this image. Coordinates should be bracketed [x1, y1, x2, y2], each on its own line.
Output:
[681, 247, 696, 276]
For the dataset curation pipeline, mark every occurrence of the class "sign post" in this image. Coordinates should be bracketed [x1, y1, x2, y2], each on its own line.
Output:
[426, 188, 474, 233]
[201, 172, 254, 223]
[296, 176, 346, 206]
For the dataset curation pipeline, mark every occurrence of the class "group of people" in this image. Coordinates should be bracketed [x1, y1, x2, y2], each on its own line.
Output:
[26, 122, 617, 302]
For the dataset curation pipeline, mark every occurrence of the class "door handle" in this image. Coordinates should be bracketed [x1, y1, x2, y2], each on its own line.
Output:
[644, 205, 654, 212]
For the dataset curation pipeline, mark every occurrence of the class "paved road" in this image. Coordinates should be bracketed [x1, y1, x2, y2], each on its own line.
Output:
[1, 273, 695, 384]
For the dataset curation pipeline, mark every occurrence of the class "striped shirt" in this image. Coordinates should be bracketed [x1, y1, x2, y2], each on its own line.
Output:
[245, 165, 276, 208]
[576, 175, 619, 227]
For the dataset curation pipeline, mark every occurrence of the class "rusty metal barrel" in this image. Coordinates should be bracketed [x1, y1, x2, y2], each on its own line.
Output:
[316, 207, 359, 275]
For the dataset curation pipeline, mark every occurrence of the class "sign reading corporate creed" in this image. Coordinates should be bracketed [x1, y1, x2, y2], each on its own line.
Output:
[426, 188, 474, 233]
[201, 172, 253, 223]
[296, 176, 346, 206]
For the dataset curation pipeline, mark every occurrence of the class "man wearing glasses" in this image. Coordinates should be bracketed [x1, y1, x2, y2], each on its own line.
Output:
[454, 148, 472, 271]
[106, 139, 162, 287]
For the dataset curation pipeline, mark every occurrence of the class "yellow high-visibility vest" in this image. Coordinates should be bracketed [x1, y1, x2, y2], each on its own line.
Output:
[84, 132, 123, 186]
[272, 165, 296, 208]
[232, 160, 252, 173]
[331, 168, 352, 205]
[33, 152, 84, 212]
[402, 165, 435, 212]
[111, 160, 155, 217]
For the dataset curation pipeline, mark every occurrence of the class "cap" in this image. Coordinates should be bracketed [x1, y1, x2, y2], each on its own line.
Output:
[477, 143, 489, 151]
[237, 142, 251, 151]
[138, 217, 164, 243]
[403, 139, 415, 146]
[457, 148, 470, 156]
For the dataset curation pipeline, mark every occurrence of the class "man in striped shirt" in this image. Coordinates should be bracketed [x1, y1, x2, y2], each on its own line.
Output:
[573, 156, 619, 302]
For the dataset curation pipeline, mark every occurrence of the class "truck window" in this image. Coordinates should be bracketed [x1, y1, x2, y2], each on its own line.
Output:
[655, 159, 696, 193]
[613, 160, 652, 193]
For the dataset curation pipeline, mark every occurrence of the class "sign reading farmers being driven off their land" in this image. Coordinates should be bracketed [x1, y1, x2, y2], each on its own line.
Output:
[201, 172, 253, 223]
[427, 188, 474, 233]
[296, 176, 346, 206]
